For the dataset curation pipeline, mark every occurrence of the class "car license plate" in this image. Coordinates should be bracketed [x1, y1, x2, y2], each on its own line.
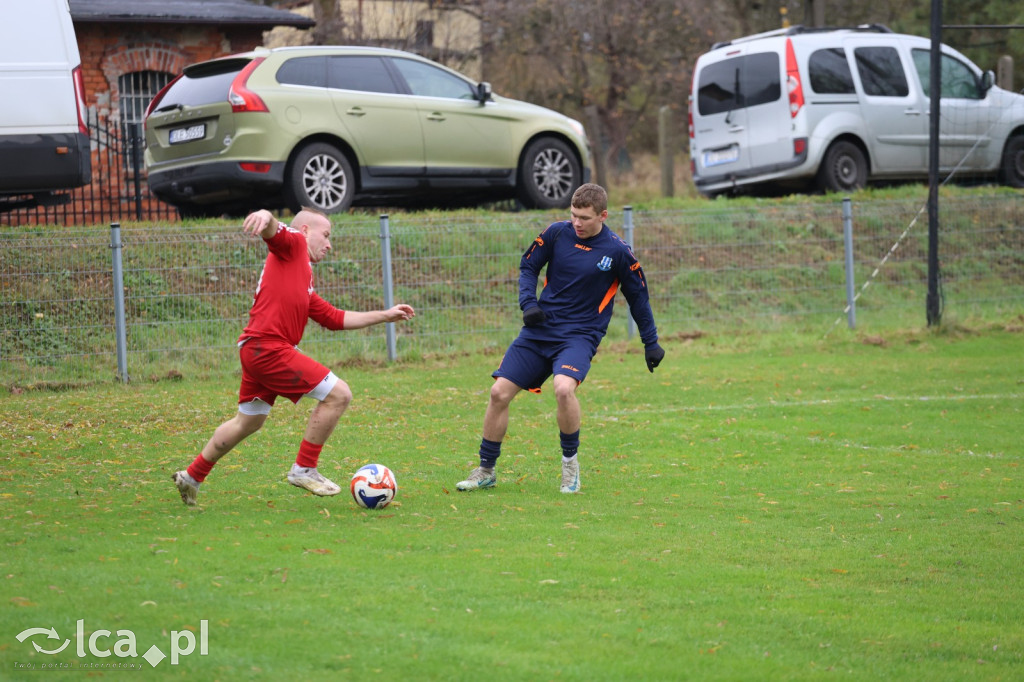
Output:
[168, 123, 206, 145]
[703, 145, 739, 167]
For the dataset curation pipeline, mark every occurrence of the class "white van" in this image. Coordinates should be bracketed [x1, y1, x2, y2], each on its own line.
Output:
[688, 25, 1024, 196]
[0, 0, 91, 210]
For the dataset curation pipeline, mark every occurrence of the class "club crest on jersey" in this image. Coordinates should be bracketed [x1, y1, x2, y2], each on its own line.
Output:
[596, 256, 613, 271]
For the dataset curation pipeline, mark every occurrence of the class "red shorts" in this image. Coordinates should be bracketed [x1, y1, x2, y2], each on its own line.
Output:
[238, 338, 330, 406]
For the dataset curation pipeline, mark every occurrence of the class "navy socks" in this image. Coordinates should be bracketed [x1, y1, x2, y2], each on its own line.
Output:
[479, 438, 501, 469]
[560, 430, 580, 460]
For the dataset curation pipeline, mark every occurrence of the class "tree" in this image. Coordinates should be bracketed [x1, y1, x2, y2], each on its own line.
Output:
[903, 0, 1024, 77]
[482, 0, 719, 178]
[309, 0, 345, 44]
[718, 0, 925, 35]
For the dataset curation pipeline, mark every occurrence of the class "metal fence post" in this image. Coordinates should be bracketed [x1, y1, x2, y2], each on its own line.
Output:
[110, 222, 129, 382]
[623, 205, 636, 339]
[129, 122, 144, 221]
[379, 214, 397, 362]
[842, 198, 857, 330]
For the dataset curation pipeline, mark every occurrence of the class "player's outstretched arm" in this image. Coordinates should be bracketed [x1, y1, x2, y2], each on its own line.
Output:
[342, 304, 416, 330]
[242, 209, 280, 239]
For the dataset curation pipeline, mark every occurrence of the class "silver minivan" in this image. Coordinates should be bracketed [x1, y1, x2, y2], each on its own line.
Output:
[688, 25, 1024, 196]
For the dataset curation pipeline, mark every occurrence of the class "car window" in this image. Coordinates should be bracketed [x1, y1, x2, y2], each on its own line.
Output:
[277, 56, 327, 88]
[389, 58, 476, 99]
[808, 48, 855, 94]
[911, 49, 983, 99]
[853, 46, 909, 97]
[697, 52, 781, 115]
[159, 67, 241, 108]
[328, 56, 401, 94]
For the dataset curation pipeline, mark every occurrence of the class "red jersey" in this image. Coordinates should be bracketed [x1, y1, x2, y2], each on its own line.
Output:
[238, 223, 345, 346]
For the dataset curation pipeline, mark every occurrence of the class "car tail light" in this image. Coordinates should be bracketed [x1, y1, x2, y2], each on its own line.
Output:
[793, 137, 807, 156]
[72, 66, 88, 135]
[228, 58, 268, 113]
[239, 162, 272, 173]
[144, 74, 182, 120]
[785, 38, 804, 118]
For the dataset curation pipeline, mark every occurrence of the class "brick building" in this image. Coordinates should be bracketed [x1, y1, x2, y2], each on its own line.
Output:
[71, 0, 313, 133]
[4, 1, 483, 225]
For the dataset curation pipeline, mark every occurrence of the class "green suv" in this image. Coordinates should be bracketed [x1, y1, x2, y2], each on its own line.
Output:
[144, 46, 592, 216]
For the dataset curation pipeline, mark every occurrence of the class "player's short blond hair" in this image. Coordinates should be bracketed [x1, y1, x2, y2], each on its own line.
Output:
[294, 207, 331, 231]
[571, 183, 608, 214]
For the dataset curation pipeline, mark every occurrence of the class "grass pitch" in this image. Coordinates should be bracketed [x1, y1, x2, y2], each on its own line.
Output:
[2, 325, 1022, 680]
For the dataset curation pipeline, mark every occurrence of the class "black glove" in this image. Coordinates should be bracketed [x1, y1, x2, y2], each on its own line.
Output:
[523, 305, 546, 327]
[644, 342, 665, 373]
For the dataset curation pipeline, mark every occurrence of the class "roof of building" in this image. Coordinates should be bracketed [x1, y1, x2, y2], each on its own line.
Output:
[69, 0, 315, 28]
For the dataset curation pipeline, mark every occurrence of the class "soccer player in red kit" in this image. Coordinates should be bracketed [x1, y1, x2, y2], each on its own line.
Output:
[171, 208, 415, 506]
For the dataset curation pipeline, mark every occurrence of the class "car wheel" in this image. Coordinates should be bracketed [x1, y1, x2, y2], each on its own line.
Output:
[1000, 135, 1024, 188]
[517, 138, 581, 209]
[287, 142, 355, 214]
[816, 141, 867, 194]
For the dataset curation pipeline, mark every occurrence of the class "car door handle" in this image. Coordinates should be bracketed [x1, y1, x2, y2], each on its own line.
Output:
[729, 126, 745, 133]
[904, 108, 923, 116]
[346, 107, 366, 117]
[426, 113, 446, 121]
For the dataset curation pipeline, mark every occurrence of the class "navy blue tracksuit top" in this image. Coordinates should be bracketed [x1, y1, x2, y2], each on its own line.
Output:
[517, 220, 658, 347]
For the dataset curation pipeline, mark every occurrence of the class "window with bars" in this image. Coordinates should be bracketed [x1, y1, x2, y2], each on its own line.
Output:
[118, 70, 174, 175]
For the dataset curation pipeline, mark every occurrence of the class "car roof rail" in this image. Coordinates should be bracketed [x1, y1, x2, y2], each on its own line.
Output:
[711, 26, 793, 50]
[710, 23, 892, 50]
[786, 23, 893, 36]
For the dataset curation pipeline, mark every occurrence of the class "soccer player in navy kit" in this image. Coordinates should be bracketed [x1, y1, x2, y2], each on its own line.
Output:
[456, 183, 664, 494]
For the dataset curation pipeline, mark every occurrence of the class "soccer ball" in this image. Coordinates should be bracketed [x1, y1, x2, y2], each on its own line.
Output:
[350, 463, 397, 509]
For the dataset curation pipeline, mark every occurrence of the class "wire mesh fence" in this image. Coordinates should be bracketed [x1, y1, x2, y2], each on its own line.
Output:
[1, 194, 1022, 386]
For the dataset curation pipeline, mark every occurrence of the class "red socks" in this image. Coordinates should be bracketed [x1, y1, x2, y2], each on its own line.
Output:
[186, 440, 323, 482]
[295, 439, 323, 469]
[186, 454, 215, 483]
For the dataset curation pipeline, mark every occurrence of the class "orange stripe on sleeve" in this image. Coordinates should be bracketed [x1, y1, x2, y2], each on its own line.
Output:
[597, 279, 619, 313]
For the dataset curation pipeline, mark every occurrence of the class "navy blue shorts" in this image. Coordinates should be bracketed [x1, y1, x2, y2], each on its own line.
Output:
[492, 335, 599, 392]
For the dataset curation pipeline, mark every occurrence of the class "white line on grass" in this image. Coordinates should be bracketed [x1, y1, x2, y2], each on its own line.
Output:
[602, 392, 1022, 415]
[595, 394, 1019, 460]
[685, 392, 1023, 413]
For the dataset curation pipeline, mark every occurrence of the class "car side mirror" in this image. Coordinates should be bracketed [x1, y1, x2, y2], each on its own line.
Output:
[980, 70, 995, 96]
[476, 81, 492, 104]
